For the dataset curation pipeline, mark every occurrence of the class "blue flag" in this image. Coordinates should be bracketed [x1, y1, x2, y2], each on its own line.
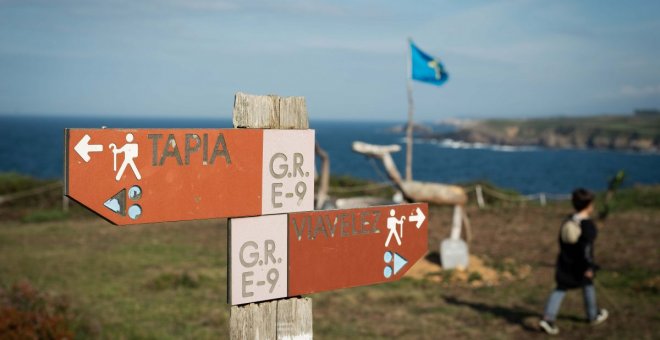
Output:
[410, 40, 448, 86]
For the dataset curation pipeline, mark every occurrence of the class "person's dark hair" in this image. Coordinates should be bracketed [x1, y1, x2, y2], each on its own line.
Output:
[572, 188, 594, 212]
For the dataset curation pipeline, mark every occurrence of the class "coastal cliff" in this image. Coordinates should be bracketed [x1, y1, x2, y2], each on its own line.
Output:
[432, 114, 660, 152]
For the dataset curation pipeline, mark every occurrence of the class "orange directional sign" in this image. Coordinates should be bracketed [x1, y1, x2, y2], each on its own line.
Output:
[65, 128, 314, 225]
[228, 203, 428, 305]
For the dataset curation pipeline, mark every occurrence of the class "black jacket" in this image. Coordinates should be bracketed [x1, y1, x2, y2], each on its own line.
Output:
[555, 217, 599, 290]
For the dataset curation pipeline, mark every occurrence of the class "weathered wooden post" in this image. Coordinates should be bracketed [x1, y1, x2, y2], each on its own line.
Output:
[475, 185, 485, 209]
[229, 92, 313, 339]
[62, 195, 70, 213]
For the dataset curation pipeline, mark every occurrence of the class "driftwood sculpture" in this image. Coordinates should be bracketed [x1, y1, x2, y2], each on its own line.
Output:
[352, 141, 467, 205]
[352, 141, 472, 248]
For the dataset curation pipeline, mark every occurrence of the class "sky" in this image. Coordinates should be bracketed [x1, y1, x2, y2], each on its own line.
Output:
[1, 0, 659, 121]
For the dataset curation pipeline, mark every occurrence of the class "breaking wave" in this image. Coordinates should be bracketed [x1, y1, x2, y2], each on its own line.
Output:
[418, 138, 540, 152]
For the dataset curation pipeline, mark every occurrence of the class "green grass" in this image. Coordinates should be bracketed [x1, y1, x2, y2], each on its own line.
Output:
[598, 269, 659, 293]
[467, 272, 483, 283]
[1, 217, 658, 339]
[0, 219, 228, 339]
[0, 172, 53, 194]
[606, 185, 660, 211]
[1, 186, 659, 339]
[21, 209, 69, 223]
[459, 180, 523, 206]
[483, 257, 521, 277]
[326, 175, 395, 198]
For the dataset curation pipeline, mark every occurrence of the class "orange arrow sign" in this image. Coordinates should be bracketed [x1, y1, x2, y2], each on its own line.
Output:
[65, 128, 315, 225]
[288, 203, 428, 296]
[228, 203, 428, 305]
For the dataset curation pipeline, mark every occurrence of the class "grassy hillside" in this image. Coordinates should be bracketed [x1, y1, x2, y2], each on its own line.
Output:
[1, 193, 659, 338]
[485, 114, 659, 139]
[439, 114, 660, 151]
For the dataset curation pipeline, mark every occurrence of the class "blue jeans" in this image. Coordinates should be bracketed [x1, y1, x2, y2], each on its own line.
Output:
[543, 285, 598, 322]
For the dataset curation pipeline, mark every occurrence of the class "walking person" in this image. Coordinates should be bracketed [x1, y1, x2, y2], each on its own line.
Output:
[539, 188, 608, 335]
[111, 133, 141, 181]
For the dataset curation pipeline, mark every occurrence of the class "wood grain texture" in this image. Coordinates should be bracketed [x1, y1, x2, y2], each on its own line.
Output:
[401, 181, 468, 206]
[230, 302, 276, 339]
[276, 297, 313, 339]
[230, 93, 313, 339]
[278, 96, 309, 129]
[233, 92, 308, 129]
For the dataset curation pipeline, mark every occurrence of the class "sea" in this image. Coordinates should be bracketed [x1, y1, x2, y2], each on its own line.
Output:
[1, 114, 659, 195]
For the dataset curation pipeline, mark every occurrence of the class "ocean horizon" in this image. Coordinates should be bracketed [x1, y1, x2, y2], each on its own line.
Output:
[1, 114, 659, 195]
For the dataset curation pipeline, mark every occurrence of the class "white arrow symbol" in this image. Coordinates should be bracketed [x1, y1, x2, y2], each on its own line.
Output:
[75, 134, 103, 162]
[409, 207, 426, 229]
[393, 253, 408, 275]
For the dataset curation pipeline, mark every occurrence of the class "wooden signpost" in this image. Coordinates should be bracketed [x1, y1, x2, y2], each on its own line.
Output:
[64, 92, 432, 339]
[228, 203, 428, 305]
[65, 128, 314, 225]
[228, 92, 315, 339]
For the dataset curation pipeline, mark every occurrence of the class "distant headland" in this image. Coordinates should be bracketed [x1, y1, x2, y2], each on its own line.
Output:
[427, 110, 660, 152]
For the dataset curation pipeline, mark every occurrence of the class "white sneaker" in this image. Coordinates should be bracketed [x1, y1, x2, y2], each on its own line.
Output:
[591, 309, 608, 325]
[539, 319, 559, 335]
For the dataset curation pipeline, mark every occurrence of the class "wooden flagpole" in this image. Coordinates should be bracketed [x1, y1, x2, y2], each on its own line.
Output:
[405, 38, 414, 182]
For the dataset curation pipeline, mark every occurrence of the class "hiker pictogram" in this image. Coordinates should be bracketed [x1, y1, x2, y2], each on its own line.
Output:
[110, 133, 141, 181]
[385, 208, 405, 247]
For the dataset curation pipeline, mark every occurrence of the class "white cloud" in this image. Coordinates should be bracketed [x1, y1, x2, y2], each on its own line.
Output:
[161, 0, 347, 16]
[300, 37, 401, 54]
[164, 0, 238, 11]
[620, 84, 660, 97]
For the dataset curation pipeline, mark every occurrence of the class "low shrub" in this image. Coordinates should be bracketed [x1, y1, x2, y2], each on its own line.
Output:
[0, 281, 74, 339]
